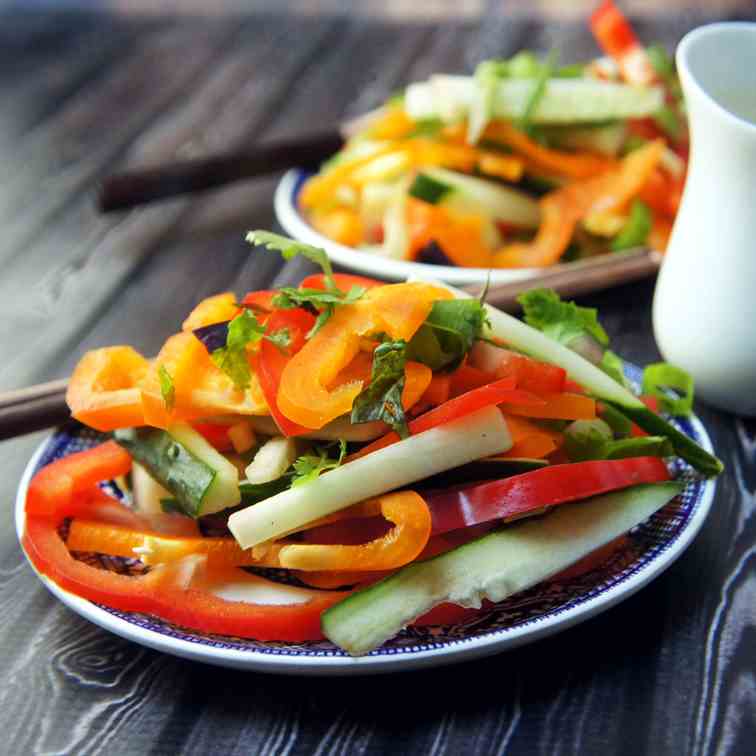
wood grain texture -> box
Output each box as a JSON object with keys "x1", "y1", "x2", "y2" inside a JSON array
[{"x1": 0, "y1": 7, "x2": 754, "y2": 756}]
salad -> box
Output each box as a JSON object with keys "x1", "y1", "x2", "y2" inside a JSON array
[
  {"x1": 299, "y1": 0, "x2": 687, "y2": 269},
  {"x1": 22, "y1": 231, "x2": 721, "y2": 656}
]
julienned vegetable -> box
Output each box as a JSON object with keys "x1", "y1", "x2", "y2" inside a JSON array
[
  {"x1": 36, "y1": 226, "x2": 721, "y2": 652},
  {"x1": 298, "y1": 2, "x2": 685, "y2": 269},
  {"x1": 228, "y1": 404, "x2": 512, "y2": 549},
  {"x1": 322, "y1": 482, "x2": 682, "y2": 655}
]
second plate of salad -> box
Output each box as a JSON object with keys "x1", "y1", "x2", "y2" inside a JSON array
[{"x1": 277, "y1": 1, "x2": 687, "y2": 283}]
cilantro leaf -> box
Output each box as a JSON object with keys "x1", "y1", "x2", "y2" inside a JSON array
[
  {"x1": 246, "y1": 231, "x2": 336, "y2": 291},
  {"x1": 158, "y1": 365, "x2": 175, "y2": 411},
  {"x1": 210, "y1": 309, "x2": 266, "y2": 390},
  {"x1": 351, "y1": 340, "x2": 409, "y2": 438},
  {"x1": 273, "y1": 285, "x2": 366, "y2": 311},
  {"x1": 518, "y1": 288, "x2": 609, "y2": 349},
  {"x1": 291, "y1": 440, "x2": 347, "y2": 488},
  {"x1": 407, "y1": 299, "x2": 487, "y2": 371}
]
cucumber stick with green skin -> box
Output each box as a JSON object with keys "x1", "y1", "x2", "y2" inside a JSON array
[
  {"x1": 322, "y1": 482, "x2": 682, "y2": 656},
  {"x1": 115, "y1": 424, "x2": 240, "y2": 517},
  {"x1": 405, "y1": 76, "x2": 664, "y2": 125},
  {"x1": 440, "y1": 283, "x2": 723, "y2": 477}
]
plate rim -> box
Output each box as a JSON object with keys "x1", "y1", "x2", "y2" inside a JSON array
[{"x1": 16, "y1": 410, "x2": 716, "y2": 675}]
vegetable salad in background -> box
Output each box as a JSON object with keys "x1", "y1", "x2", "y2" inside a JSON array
[
  {"x1": 23, "y1": 230, "x2": 720, "y2": 656},
  {"x1": 299, "y1": 0, "x2": 687, "y2": 269}
]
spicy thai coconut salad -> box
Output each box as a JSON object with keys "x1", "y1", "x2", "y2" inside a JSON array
[
  {"x1": 299, "y1": 0, "x2": 687, "y2": 270},
  {"x1": 22, "y1": 231, "x2": 721, "y2": 655}
]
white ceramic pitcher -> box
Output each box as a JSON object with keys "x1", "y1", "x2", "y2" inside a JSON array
[{"x1": 652, "y1": 23, "x2": 756, "y2": 416}]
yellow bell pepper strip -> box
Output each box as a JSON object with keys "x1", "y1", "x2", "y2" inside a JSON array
[
  {"x1": 67, "y1": 491, "x2": 430, "y2": 573},
  {"x1": 494, "y1": 139, "x2": 664, "y2": 268},
  {"x1": 361, "y1": 106, "x2": 416, "y2": 140},
  {"x1": 477, "y1": 151, "x2": 525, "y2": 182},
  {"x1": 309, "y1": 207, "x2": 365, "y2": 247},
  {"x1": 406, "y1": 198, "x2": 494, "y2": 268},
  {"x1": 300, "y1": 144, "x2": 397, "y2": 208},
  {"x1": 498, "y1": 413, "x2": 563, "y2": 459},
  {"x1": 66, "y1": 346, "x2": 150, "y2": 431},
  {"x1": 181, "y1": 293, "x2": 240, "y2": 331},
  {"x1": 501, "y1": 391, "x2": 596, "y2": 420},
  {"x1": 483, "y1": 120, "x2": 616, "y2": 180},
  {"x1": 277, "y1": 283, "x2": 451, "y2": 429}
]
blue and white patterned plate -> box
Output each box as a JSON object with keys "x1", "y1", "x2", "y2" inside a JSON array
[{"x1": 15, "y1": 364, "x2": 717, "y2": 675}]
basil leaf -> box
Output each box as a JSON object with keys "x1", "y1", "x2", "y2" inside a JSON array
[
  {"x1": 407, "y1": 299, "x2": 487, "y2": 372},
  {"x1": 351, "y1": 340, "x2": 409, "y2": 438}
]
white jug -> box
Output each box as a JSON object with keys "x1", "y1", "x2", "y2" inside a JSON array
[{"x1": 652, "y1": 23, "x2": 756, "y2": 416}]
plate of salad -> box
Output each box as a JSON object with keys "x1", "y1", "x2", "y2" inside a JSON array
[
  {"x1": 276, "y1": 0, "x2": 688, "y2": 284},
  {"x1": 16, "y1": 231, "x2": 721, "y2": 674}
]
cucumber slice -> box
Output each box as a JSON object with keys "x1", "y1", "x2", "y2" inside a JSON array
[
  {"x1": 322, "y1": 481, "x2": 682, "y2": 655},
  {"x1": 546, "y1": 122, "x2": 628, "y2": 157},
  {"x1": 228, "y1": 404, "x2": 512, "y2": 549},
  {"x1": 424, "y1": 167, "x2": 540, "y2": 228},
  {"x1": 115, "y1": 425, "x2": 240, "y2": 517},
  {"x1": 131, "y1": 462, "x2": 171, "y2": 516},
  {"x1": 405, "y1": 75, "x2": 664, "y2": 125},
  {"x1": 408, "y1": 173, "x2": 452, "y2": 204}
]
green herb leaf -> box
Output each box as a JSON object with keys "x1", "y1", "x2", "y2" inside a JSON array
[
  {"x1": 407, "y1": 299, "x2": 488, "y2": 371},
  {"x1": 158, "y1": 365, "x2": 175, "y2": 411},
  {"x1": 291, "y1": 440, "x2": 347, "y2": 488},
  {"x1": 211, "y1": 309, "x2": 266, "y2": 390},
  {"x1": 406, "y1": 117, "x2": 444, "y2": 138},
  {"x1": 265, "y1": 327, "x2": 292, "y2": 351},
  {"x1": 611, "y1": 199, "x2": 652, "y2": 251},
  {"x1": 642, "y1": 362, "x2": 694, "y2": 416},
  {"x1": 652, "y1": 105, "x2": 682, "y2": 141},
  {"x1": 519, "y1": 288, "x2": 609, "y2": 349},
  {"x1": 351, "y1": 340, "x2": 409, "y2": 438},
  {"x1": 247, "y1": 231, "x2": 335, "y2": 291},
  {"x1": 273, "y1": 285, "x2": 366, "y2": 311}
]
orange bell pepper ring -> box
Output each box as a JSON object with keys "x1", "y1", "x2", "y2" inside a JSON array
[
  {"x1": 277, "y1": 282, "x2": 451, "y2": 429},
  {"x1": 494, "y1": 139, "x2": 664, "y2": 268},
  {"x1": 66, "y1": 347, "x2": 150, "y2": 431},
  {"x1": 277, "y1": 491, "x2": 431, "y2": 572}
]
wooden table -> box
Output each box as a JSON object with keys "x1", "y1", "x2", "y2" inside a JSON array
[{"x1": 1, "y1": 6, "x2": 754, "y2": 755}]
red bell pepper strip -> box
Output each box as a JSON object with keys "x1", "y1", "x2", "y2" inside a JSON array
[
  {"x1": 351, "y1": 376, "x2": 538, "y2": 460},
  {"x1": 241, "y1": 290, "x2": 279, "y2": 313},
  {"x1": 496, "y1": 352, "x2": 567, "y2": 394},
  {"x1": 191, "y1": 422, "x2": 234, "y2": 452},
  {"x1": 590, "y1": 0, "x2": 657, "y2": 86},
  {"x1": 299, "y1": 273, "x2": 383, "y2": 292},
  {"x1": 254, "y1": 308, "x2": 317, "y2": 437},
  {"x1": 23, "y1": 443, "x2": 349, "y2": 641},
  {"x1": 425, "y1": 457, "x2": 670, "y2": 535}
]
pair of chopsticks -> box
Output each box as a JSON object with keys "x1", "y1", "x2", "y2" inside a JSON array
[{"x1": 0, "y1": 248, "x2": 660, "y2": 441}]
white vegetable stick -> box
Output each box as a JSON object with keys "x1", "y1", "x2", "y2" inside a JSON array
[{"x1": 228, "y1": 404, "x2": 512, "y2": 549}]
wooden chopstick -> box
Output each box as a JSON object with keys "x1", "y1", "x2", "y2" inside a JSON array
[
  {"x1": 98, "y1": 130, "x2": 343, "y2": 212},
  {"x1": 0, "y1": 248, "x2": 660, "y2": 442}
]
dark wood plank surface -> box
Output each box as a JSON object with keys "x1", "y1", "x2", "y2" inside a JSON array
[{"x1": 1, "y1": 6, "x2": 755, "y2": 756}]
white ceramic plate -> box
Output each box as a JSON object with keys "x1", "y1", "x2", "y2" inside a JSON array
[{"x1": 16, "y1": 368, "x2": 716, "y2": 675}]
